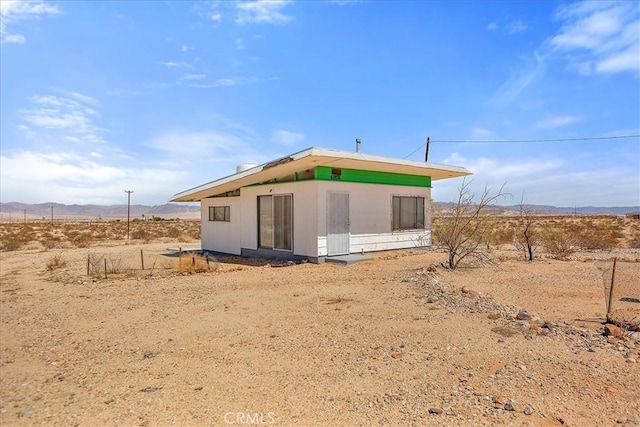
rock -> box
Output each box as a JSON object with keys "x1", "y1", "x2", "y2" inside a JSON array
[
  {"x1": 391, "y1": 352, "x2": 402, "y2": 359},
  {"x1": 426, "y1": 296, "x2": 439, "y2": 304},
  {"x1": 626, "y1": 414, "x2": 639, "y2": 425},
  {"x1": 517, "y1": 309, "x2": 533, "y2": 321},
  {"x1": 605, "y1": 324, "x2": 623, "y2": 337},
  {"x1": 428, "y1": 408, "x2": 443, "y2": 415},
  {"x1": 461, "y1": 287, "x2": 478, "y2": 297},
  {"x1": 504, "y1": 401, "x2": 515, "y2": 411},
  {"x1": 524, "y1": 405, "x2": 534, "y2": 415}
]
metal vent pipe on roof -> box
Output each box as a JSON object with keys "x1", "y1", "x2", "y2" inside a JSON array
[
  {"x1": 356, "y1": 138, "x2": 361, "y2": 153},
  {"x1": 236, "y1": 163, "x2": 258, "y2": 173}
]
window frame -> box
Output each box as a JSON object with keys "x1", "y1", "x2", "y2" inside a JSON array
[
  {"x1": 392, "y1": 196, "x2": 425, "y2": 231},
  {"x1": 208, "y1": 206, "x2": 231, "y2": 222}
]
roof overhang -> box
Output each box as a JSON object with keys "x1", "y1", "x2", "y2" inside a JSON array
[{"x1": 171, "y1": 147, "x2": 472, "y2": 202}]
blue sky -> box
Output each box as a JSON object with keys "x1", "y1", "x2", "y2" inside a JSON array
[{"x1": 1, "y1": 0, "x2": 639, "y2": 207}]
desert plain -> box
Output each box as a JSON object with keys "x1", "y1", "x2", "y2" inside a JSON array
[{"x1": 0, "y1": 217, "x2": 639, "y2": 426}]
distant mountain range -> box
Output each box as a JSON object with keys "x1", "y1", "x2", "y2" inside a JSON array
[
  {"x1": 1, "y1": 202, "x2": 638, "y2": 220},
  {"x1": 0, "y1": 202, "x2": 201, "y2": 220}
]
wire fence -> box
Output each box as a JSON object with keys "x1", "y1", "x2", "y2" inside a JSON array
[{"x1": 599, "y1": 258, "x2": 640, "y2": 328}]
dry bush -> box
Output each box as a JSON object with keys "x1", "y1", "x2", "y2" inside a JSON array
[
  {"x1": 164, "y1": 226, "x2": 181, "y2": 238},
  {"x1": 0, "y1": 224, "x2": 38, "y2": 251},
  {"x1": 1, "y1": 233, "x2": 28, "y2": 251},
  {"x1": 629, "y1": 228, "x2": 640, "y2": 249},
  {"x1": 540, "y1": 227, "x2": 577, "y2": 259},
  {"x1": 105, "y1": 255, "x2": 128, "y2": 274},
  {"x1": 131, "y1": 227, "x2": 151, "y2": 242},
  {"x1": 71, "y1": 233, "x2": 92, "y2": 248},
  {"x1": 87, "y1": 252, "x2": 104, "y2": 276},
  {"x1": 489, "y1": 222, "x2": 515, "y2": 247},
  {"x1": 39, "y1": 231, "x2": 62, "y2": 250},
  {"x1": 46, "y1": 253, "x2": 67, "y2": 271},
  {"x1": 178, "y1": 253, "x2": 212, "y2": 273}
]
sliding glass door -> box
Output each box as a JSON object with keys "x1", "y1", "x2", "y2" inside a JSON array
[{"x1": 258, "y1": 194, "x2": 292, "y2": 251}]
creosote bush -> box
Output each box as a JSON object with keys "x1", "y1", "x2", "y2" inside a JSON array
[{"x1": 540, "y1": 228, "x2": 577, "y2": 260}]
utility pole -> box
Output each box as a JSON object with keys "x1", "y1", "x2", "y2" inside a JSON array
[
  {"x1": 51, "y1": 206, "x2": 54, "y2": 226},
  {"x1": 125, "y1": 190, "x2": 134, "y2": 239},
  {"x1": 424, "y1": 137, "x2": 430, "y2": 162}
]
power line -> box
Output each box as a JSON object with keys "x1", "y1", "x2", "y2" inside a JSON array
[
  {"x1": 433, "y1": 134, "x2": 640, "y2": 143},
  {"x1": 404, "y1": 134, "x2": 640, "y2": 159}
]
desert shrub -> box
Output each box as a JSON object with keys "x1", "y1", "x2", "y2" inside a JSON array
[
  {"x1": 131, "y1": 227, "x2": 151, "y2": 242},
  {"x1": 87, "y1": 252, "x2": 104, "y2": 276},
  {"x1": 490, "y1": 224, "x2": 515, "y2": 247},
  {"x1": 1, "y1": 233, "x2": 28, "y2": 251},
  {"x1": 106, "y1": 255, "x2": 127, "y2": 274},
  {"x1": 71, "y1": 233, "x2": 92, "y2": 248},
  {"x1": 540, "y1": 228, "x2": 577, "y2": 259},
  {"x1": 46, "y1": 253, "x2": 67, "y2": 271},
  {"x1": 178, "y1": 253, "x2": 212, "y2": 273},
  {"x1": 164, "y1": 226, "x2": 181, "y2": 238}
]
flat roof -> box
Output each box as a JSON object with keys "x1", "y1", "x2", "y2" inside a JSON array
[{"x1": 171, "y1": 147, "x2": 472, "y2": 202}]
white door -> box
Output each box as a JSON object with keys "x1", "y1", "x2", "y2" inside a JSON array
[{"x1": 327, "y1": 192, "x2": 350, "y2": 256}]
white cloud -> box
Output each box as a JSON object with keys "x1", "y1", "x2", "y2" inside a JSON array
[
  {"x1": 214, "y1": 76, "x2": 256, "y2": 86},
  {"x1": 145, "y1": 130, "x2": 269, "y2": 165},
  {"x1": 551, "y1": 2, "x2": 640, "y2": 74},
  {"x1": 472, "y1": 127, "x2": 493, "y2": 137},
  {"x1": 505, "y1": 19, "x2": 528, "y2": 34},
  {"x1": 179, "y1": 73, "x2": 206, "y2": 81},
  {"x1": 181, "y1": 44, "x2": 192, "y2": 52},
  {"x1": 18, "y1": 91, "x2": 105, "y2": 145},
  {"x1": 487, "y1": 22, "x2": 498, "y2": 31},
  {"x1": 442, "y1": 152, "x2": 563, "y2": 179},
  {"x1": 1, "y1": 0, "x2": 60, "y2": 44},
  {"x1": 536, "y1": 115, "x2": 579, "y2": 129},
  {"x1": 271, "y1": 129, "x2": 304, "y2": 146},
  {"x1": 0, "y1": 150, "x2": 190, "y2": 205},
  {"x1": 210, "y1": 12, "x2": 222, "y2": 21},
  {"x1": 491, "y1": 51, "x2": 547, "y2": 107},
  {"x1": 236, "y1": 38, "x2": 245, "y2": 49},
  {"x1": 235, "y1": 0, "x2": 292, "y2": 25}
]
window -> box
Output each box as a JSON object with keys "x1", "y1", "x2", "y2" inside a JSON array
[
  {"x1": 258, "y1": 194, "x2": 292, "y2": 251},
  {"x1": 209, "y1": 206, "x2": 230, "y2": 222},
  {"x1": 392, "y1": 196, "x2": 425, "y2": 230}
]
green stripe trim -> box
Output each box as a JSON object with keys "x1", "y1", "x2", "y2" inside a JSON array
[{"x1": 314, "y1": 166, "x2": 431, "y2": 187}]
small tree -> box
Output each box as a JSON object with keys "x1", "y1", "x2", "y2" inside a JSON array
[
  {"x1": 433, "y1": 179, "x2": 508, "y2": 269},
  {"x1": 515, "y1": 194, "x2": 539, "y2": 262}
]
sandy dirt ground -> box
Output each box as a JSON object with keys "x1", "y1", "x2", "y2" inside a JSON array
[{"x1": 1, "y1": 243, "x2": 639, "y2": 426}]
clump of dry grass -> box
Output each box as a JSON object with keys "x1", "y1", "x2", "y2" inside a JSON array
[
  {"x1": 46, "y1": 253, "x2": 67, "y2": 271},
  {"x1": 178, "y1": 253, "x2": 213, "y2": 273}
]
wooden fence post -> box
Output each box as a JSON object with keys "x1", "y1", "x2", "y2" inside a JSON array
[
  {"x1": 606, "y1": 257, "x2": 617, "y2": 318},
  {"x1": 104, "y1": 258, "x2": 108, "y2": 279},
  {"x1": 140, "y1": 249, "x2": 145, "y2": 270}
]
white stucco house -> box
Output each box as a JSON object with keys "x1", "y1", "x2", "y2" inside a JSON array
[{"x1": 171, "y1": 147, "x2": 471, "y2": 263}]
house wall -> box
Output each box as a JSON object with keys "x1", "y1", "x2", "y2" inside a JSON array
[
  {"x1": 200, "y1": 180, "x2": 432, "y2": 261},
  {"x1": 239, "y1": 180, "x2": 320, "y2": 258},
  {"x1": 200, "y1": 197, "x2": 242, "y2": 255},
  {"x1": 315, "y1": 181, "x2": 431, "y2": 257}
]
